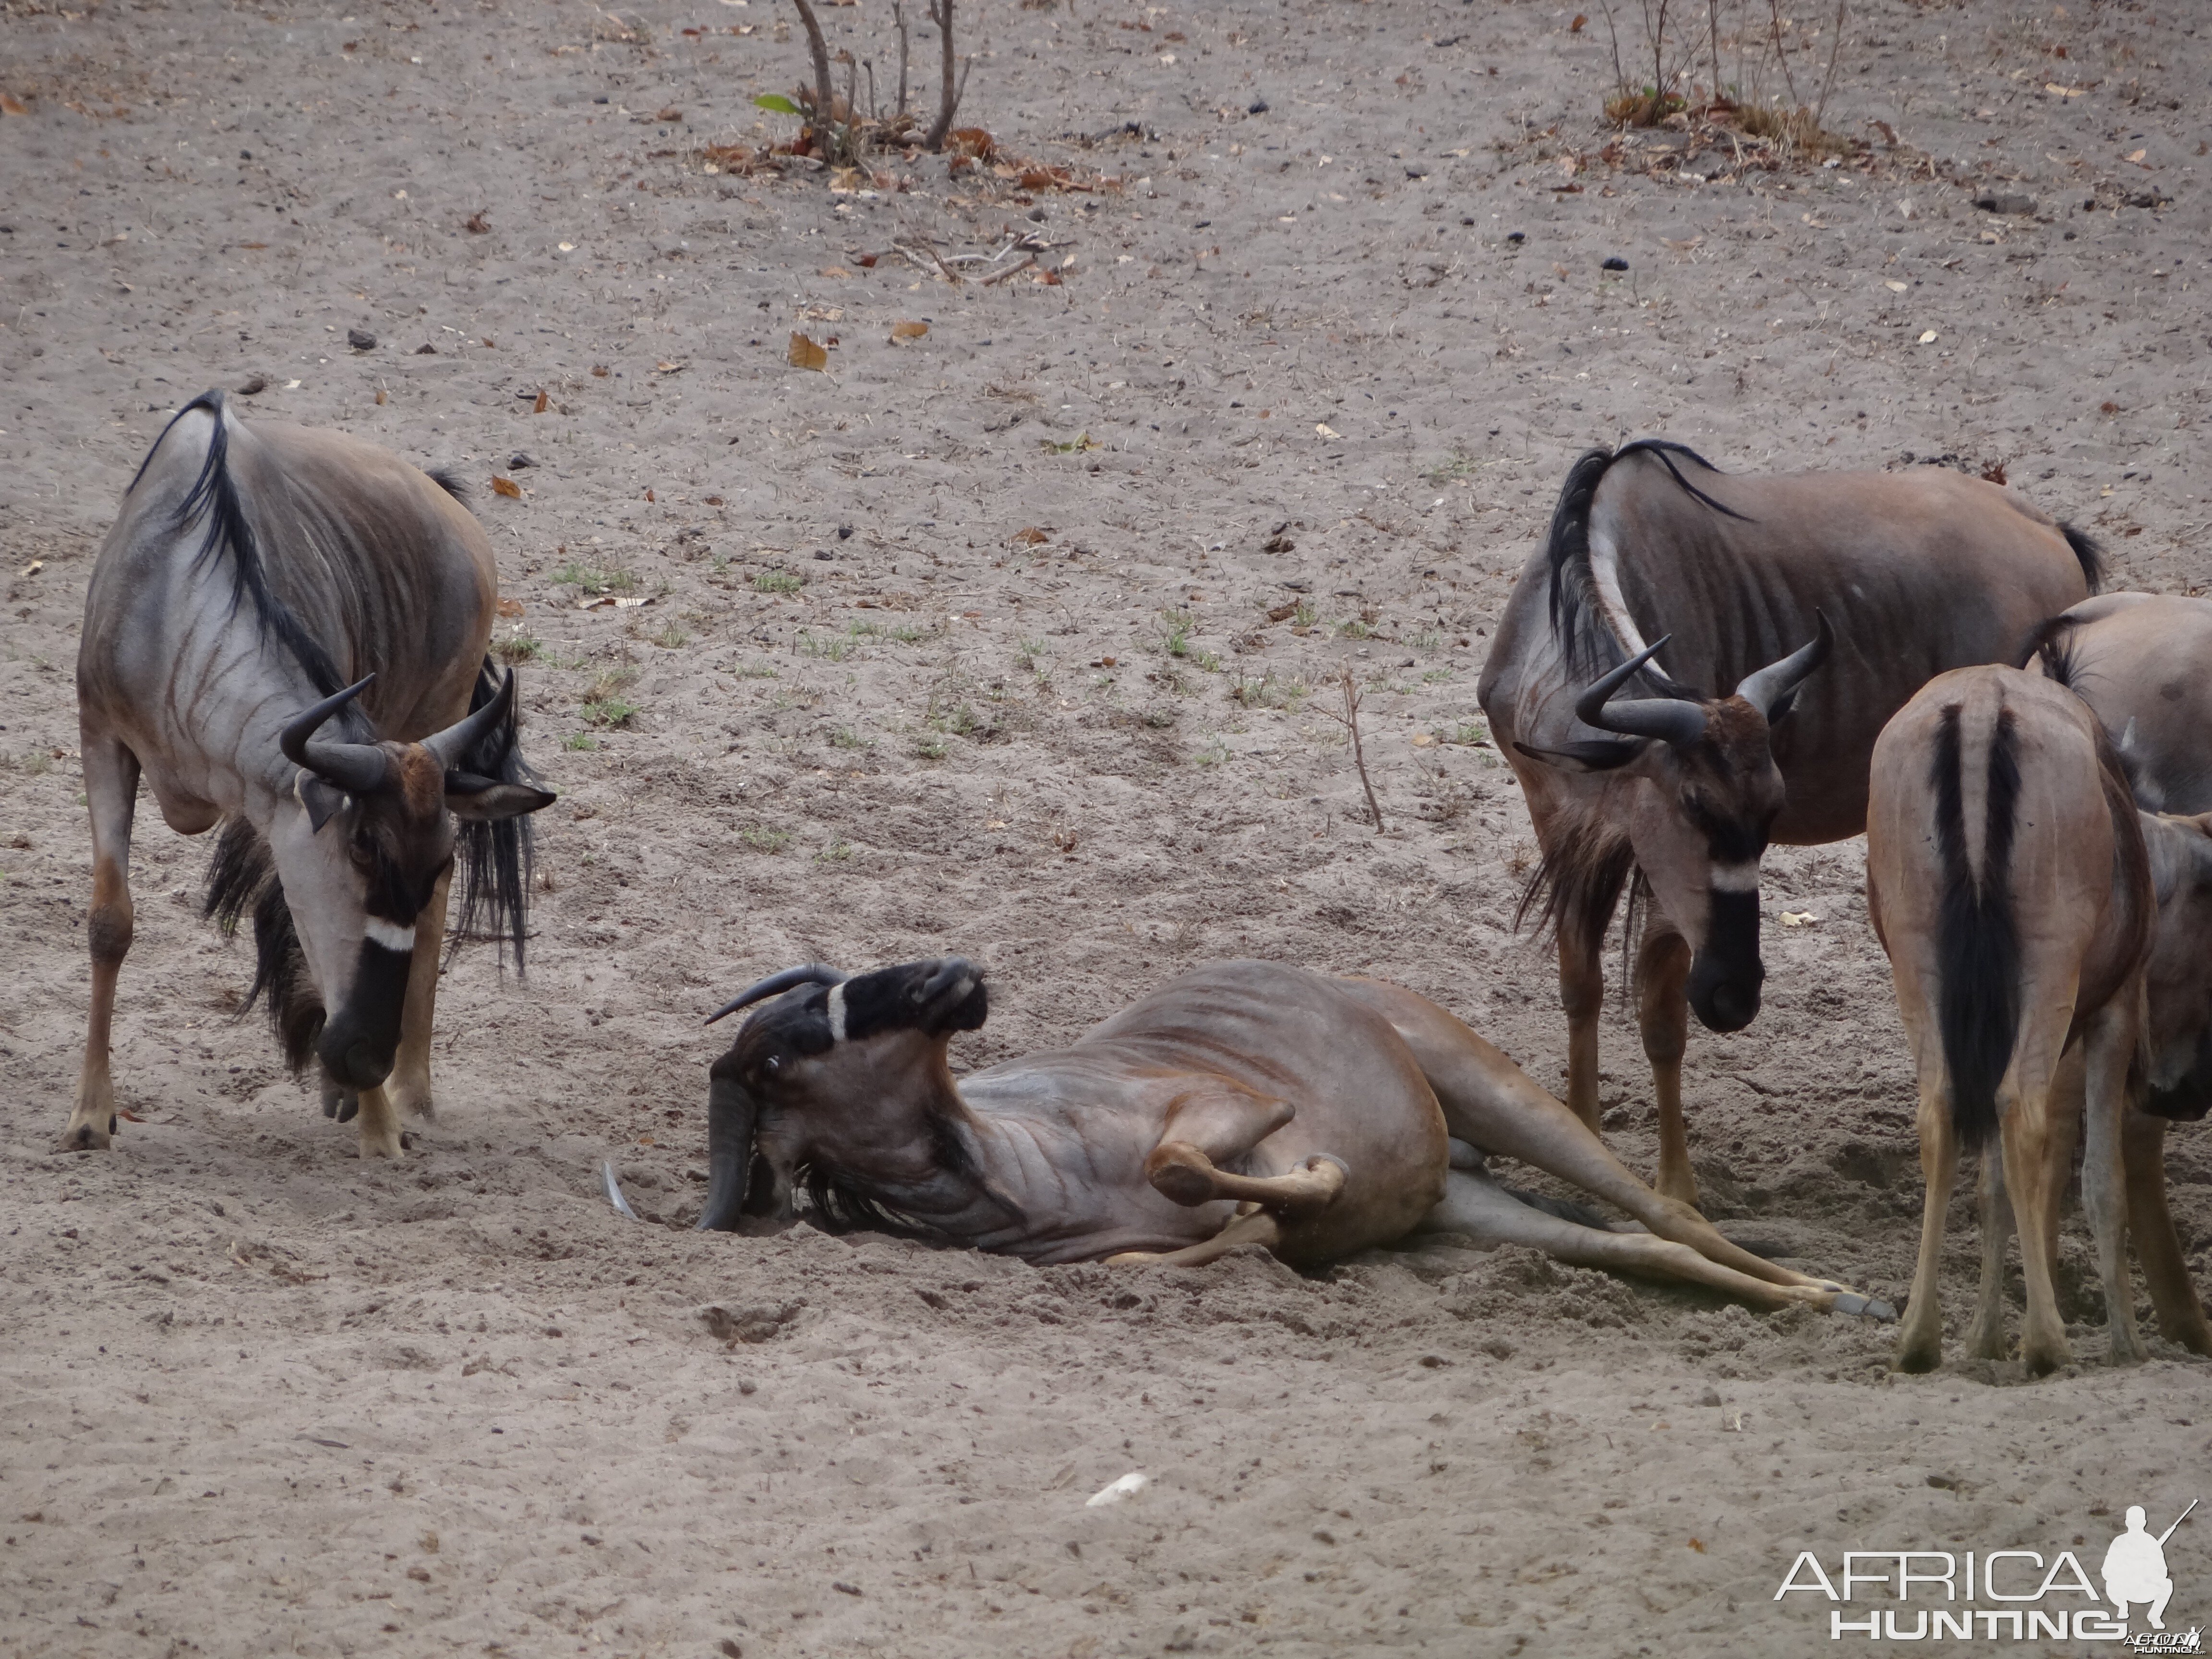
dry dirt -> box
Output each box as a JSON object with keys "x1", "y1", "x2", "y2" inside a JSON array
[{"x1": 4, "y1": 0, "x2": 2211, "y2": 1653}]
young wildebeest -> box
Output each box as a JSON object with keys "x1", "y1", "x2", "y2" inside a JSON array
[
  {"x1": 1867, "y1": 666, "x2": 2158, "y2": 1374},
  {"x1": 664, "y1": 957, "x2": 1892, "y2": 1317},
  {"x1": 2029, "y1": 593, "x2": 2212, "y2": 1354},
  {"x1": 65, "y1": 392, "x2": 553, "y2": 1160},
  {"x1": 1479, "y1": 442, "x2": 2101, "y2": 1207}
]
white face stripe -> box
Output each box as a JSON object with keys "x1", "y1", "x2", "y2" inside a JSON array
[
  {"x1": 1708, "y1": 861, "x2": 1761, "y2": 894},
  {"x1": 361, "y1": 916, "x2": 415, "y2": 953},
  {"x1": 826, "y1": 983, "x2": 848, "y2": 1043}
]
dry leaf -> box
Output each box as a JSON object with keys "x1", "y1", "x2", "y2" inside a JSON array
[
  {"x1": 947, "y1": 126, "x2": 994, "y2": 160},
  {"x1": 1779, "y1": 910, "x2": 1822, "y2": 928},
  {"x1": 1266, "y1": 602, "x2": 1298, "y2": 622},
  {"x1": 890, "y1": 320, "x2": 929, "y2": 341},
  {"x1": 2045, "y1": 84, "x2": 2084, "y2": 98},
  {"x1": 465, "y1": 210, "x2": 491, "y2": 234},
  {"x1": 819, "y1": 264, "x2": 852, "y2": 278},
  {"x1": 1570, "y1": 12, "x2": 1587, "y2": 30},
  {"x1": 0, "y1": 92, "x2": 29, "y2": 117},
  {"x1": 644, "y1": 488, "x2": 656, "y2": 502},
  {"x1": 2126, "y1": 148, "x2": 2147, "y2": 163},
  {"x1": 654, "y1": 360, "x2": 687, "y2": 374},
  {"x1": 238, "y1": 241, "x2": 269, "y2": 251},
  {"x1": 1011, "y1": 526, "x2": 1050, "y2": 545},
  {"x1": 591, "y1": 363, "x2": 610, "y2": 378},
  {"x1": 1314, "y1": 423, "x2": 1339, "y2": 439},
  {"x1": 490, "y1": 476, "x2": 522, "y2": 498},
  {"x1": 19, "y1": 559, "x2": 45, "y2": 577},
  {"x1": 533, "y1": 388, "x2": 550, "y2": 413},
  {"x1": 374, "y1": 389, "x2": 387, "y2": 405},
  {"x1": 703, "y1": 495, "x2": 724, "y2": 506},
  {"x1": 579, "y1": 594, "x2": 652, "y2": 611},
  {"x1": 657, "y1": 106, "x2": 683, "y2": 121},
  {"x1": 1884, "y1": 279, "x2": 1909, "y2": 292},
  {"x1": 1918, "y1": 330, "x2": 1938, "y2": 344},
  {"x1": 1411, "y1": 732, "x2": 1436, "y2": 747},
  {"x1": 788, "y1": 333, "x2": 828, "y2": 372},
  {"x1": 496, "y1": 597, "x2": 525, "y2": 618}
]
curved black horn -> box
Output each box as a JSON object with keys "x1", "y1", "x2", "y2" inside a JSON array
[
  {"x1": 695, "y1": 1068, "x2": 757, "y2": 1232},
  {"x1": 279, "y1": 674, "x2": 389, "y2": 795},
  {"x1": 1733, "y1": 610, "x2": 1834, "y2": 721},
  {"x1": 421, "y1": 667, "x2": 517, "y2": 771},
  {"x1": 704, "y1": 962, "x2": 851, "y2": 1025},
  {"x1": 1575, "y1": 636, "x2": 1708, "y2": 747}
]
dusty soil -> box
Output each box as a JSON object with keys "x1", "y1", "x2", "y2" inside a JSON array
[{"x1": 4, "y1": 0, "x2": 2211, "y2": 1652}]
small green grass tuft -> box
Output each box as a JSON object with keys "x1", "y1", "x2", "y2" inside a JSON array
[
  {"x1": 799, "y1": 629, "x2": 854, "y2": 662},
  {"x1": 754, "y1": 571, "x2": 804, "y2": 596},
  {"x1": 553, "y1": 562, "x2": 638, "y2": 596},
  {"x1": 494, "y1": 634, "x2": 544, "y2": 666},
  {"x1": 649, "y1": 622, "x2": 691, "y2": 649},
  {"x1": 563, "y1": 732, "x2": 601, "y2": 752},
  {"x1": 739, "y1": 826, "x2": 793, "y2": 854}
]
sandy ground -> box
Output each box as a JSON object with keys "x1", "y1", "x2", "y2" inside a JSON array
[{"x1": 4, "y1": 0, "x2": 2212, "y2": 1651}]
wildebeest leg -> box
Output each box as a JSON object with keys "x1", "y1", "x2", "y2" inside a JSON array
[
  {"x1": 1104, "y1": 1209, "x2": 1281, "y2": 1268},
  {"x1": 1147, "y1": 1143, "x2": 1347, "y2": 1217},
  {"x1": 2001, "y1": 1060, "x2": 2073, "y2": 1378},
  {"x1": 1422, "y1": 1166, "x2": 1842, "y2": 1312},
  {"x1": 1558, "y1": 922, "x2": 1605, "y2": 1135},
  {"x1": 2122, "y1": 1106, "x2": 2212, "y2": 1355},
  {"x1": 1963, "y1": 1147, "x2": 2014, "y2": 1361},
  {"x1": 1333, "y1": 979, "x2": 1851, "y2": 1294},
  {"x1": 1143, "y1": 1083, "x2": 1311, "y2": 1208},
  {"x1": 1635, "y1": 914, "x2": 1697, "y2": 1207},
  {"x1": 1895, "y1": 1061, "x2": 1960, "y2": 1374},
  {"x1": 386, "y1": 866, "x2": 451, "y2": 1123},
  {"x1": 2080, "y1": 997, "x2": 2147, "y2": 1366},
  {"x1": 353, "y1": 1082, "x2": 405, "y2": 1159},
  {"x1": 62, "y1": 735, "x2": 142, "y2": 1153}
]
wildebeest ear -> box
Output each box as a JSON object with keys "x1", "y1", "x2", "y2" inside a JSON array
[
  {"x1": 299, "y1": 775, "x2": 349, "y2": 832},
  {"x1": 444, "y1": 773, "x2": 558, "y2": 821},
  {"x1": 1513, "y1": 738, "x2": 1645, "y2": 773}
]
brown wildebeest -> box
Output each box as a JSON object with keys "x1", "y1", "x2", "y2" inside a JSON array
[
  {"x1": 651, "y1": 957, "x2": 1892, "y2": 1317},
  {"x1": 1867, "y1": 666, "x2": 2162, "y2": 1374},
  {"x1": 66, "y1": 391, "x2": 554, "y2": 1160},
  {"x1": 2028, "y1": 593, "x2": 2212, "y2": 1354},
  {"x1": 1479, "y1": 441, "x2": 2101, "y2": 1206}
]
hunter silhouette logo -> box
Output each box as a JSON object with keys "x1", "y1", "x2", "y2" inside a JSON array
[{"x1": 2105, "y1": 1502, "x2": 2193, "y2": 1632}]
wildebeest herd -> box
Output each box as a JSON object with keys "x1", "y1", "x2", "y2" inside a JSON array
[{"x1": 59, "y1": 393, "x2": 2212, "y2": 1377}]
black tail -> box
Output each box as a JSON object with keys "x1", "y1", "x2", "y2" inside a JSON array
[
  {"x1": 1932, "y1": 704, "x2": 2023, "y2": 1150},
  {"x1": 448, "y1": 657, "x2": 539, "y2": 974},
  {"x1": 2061, "y1": 522, "x2": 2105, "y2": 595},
  {"x1": 204, "y1": 817, "x2": 325, "y2": 1074},
  {"x1": 138, "y1": 391, "x2": 347, "y2": 698},
  {"x1": 1542, "y1": 438, "x2": 1746, "y2": 683}
]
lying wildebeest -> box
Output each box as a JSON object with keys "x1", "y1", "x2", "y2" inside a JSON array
[
  {"x1": 1479, "y1": 441, "x2": 2101, "y2": 1205},
  {"x1": 1865, "y1": 665, "x2": 2211, "y2": 1373},
  {"x1": 64, "y1": 391, "x2": 553, "y2": 1159},
  {"x1": 662, "y1": 956, "x2": 1890, "y2": 1316}
]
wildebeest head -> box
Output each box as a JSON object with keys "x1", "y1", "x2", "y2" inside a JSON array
[
  {"x1": 697, "y1": 957, "x2": 990, "y2": 1231},
  {"x1": 1517, "y1": 616, "x2": 1833, "y2": 1033},
  {"x1": 276, "y1": 670, "x2": 554, "y2": 1088},
  {"x1": 2141, "y1": 812, "x2": 2212, "y2": 1122}
]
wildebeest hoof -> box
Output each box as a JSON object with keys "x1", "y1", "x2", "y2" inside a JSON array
[
  {"x1": 58, "y1": 1122, "x2": 111, "y2": 1153},
  {"x1": 1147, "y1": 1147, "x2": 1220, "y2": 1208},
  {"x1": 1831, "y1": 1292, "x2": 1896, "y2": 1323}
]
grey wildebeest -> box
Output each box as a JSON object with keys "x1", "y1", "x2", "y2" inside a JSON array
[
  {"x1": 65, "y1": 391, "x2": 554, "y2": 1160},
  {"x1": 659, "y1": 956, "x2": 1891, "y2": 1316},
  {"x1": 1863, "y1": 665, "x2": 2207, "y2": 1373},
  {"x1": 1478, "y1": 441, "x2": 2101, "y2": 1206}
]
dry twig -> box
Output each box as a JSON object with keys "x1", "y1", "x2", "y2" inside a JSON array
[{"x1": 1325, "y1": 666, "x2": 1386, "y2": 835}]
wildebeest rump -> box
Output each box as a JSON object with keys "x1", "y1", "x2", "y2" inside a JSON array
[
  {"x1": 1478, "y1": 441, "x2": 2101, "y2": 1205},
  {"x1": 65, "y1": 392, "x2": 554, "y2": 1159},
  {"x1": 672, "y1": 956, "x2": 1892, "y2": 1316}
]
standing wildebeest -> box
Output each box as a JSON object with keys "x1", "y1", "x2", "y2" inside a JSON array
[
  {"x1": 2028, "y1": 592, "x2": 2212, "y2": 1354},
  {"x1": 64, "y1": 392, "x2": 554, "y2": 1160},
  {"x1": 663, "y1": 956, "x2": 1892, "y2": 1317},
  {"x1": 1478, "y1": 441, "x2": 2101, "y2": 1206},
  {"x1": 1867, "y1": 666, "x2": 2165, "y2": 1374}
]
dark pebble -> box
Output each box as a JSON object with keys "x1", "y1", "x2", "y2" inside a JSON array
[
  {"x1": 1248, "y1": 99, "x2": 1268, "y2": 115},
  {"x1": 836, "y1": 524, "x2": 854, "y2": 539},
  {"x1": 1602, "y1": 256, "x2": 1628, "y2": 271},
  {"x1": 508, "y1": 453, "x2": 536, "y2": 469},
  {"x1": 1506, "y1": 231, "x2": 1526, "y2": 243},
  {"x1": 346, "y1": 328, "x2": 376, "y2": 351}
]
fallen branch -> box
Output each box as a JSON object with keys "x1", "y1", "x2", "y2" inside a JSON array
[
  {"x1": 788, "y1": 0, "x2": 836, "y2": 140},
  {"x1": 982, "y1": 253, "x2": 1039, "y2": 285},
  {"x1": 1325, "y1": 666, "x2": 1386, "y2": 835}
]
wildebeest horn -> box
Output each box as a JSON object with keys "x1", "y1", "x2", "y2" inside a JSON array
[
  {"x1": 1576, "y1": 637, "x2": 1708, "y2": 746},
  {"x1": 421, "y1": 666, "x2": 517, "y2": 771},
  {"x1": 279, "y1": 674, "x2": 389, "y2": 794},
  {"x1": 704, "y1": 962, "x2": 851, "y2": 1025},
  {"x1": 695, "y1": 1068, "x2": 756, "y2": 1232},
  {"x1": 1733, "y1": 609, "x2": 1833, "y2": 721}
]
